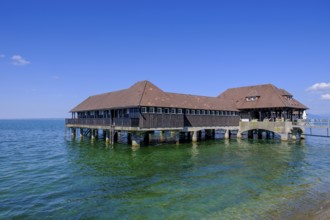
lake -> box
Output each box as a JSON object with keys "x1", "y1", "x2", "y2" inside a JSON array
[{"x1": 1, "y1": 119, "x2": 330, "y2": 219}]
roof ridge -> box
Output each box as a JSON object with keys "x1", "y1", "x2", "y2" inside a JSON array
[
  {"x1": 166, "y1": 92, "x2": 217, "y2": 99},
  {"x1": 138, "y1": 81, "x2": 148, "y2": 106}
]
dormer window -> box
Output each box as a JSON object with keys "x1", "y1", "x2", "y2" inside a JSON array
[
  {"x1": 246, "y1": 96, "x2": 259, "y2": 102},
  {"x1": 283, "y1": 95, "x2": 293, "y2": 100}
]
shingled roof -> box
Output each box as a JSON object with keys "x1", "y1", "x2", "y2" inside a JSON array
[
  {"x1": 71, "y1": 80, "x2": 237, "y2": 112},
  {"x1": 217, "y1": 84, "x2": 307, "y2": 110}
]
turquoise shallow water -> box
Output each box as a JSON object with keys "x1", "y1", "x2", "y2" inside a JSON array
[{"x1": 1, "y1": 119, "x2": 330, "y2": 219}]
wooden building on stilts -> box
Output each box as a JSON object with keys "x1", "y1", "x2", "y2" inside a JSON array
[{"x1": 65, "y1": 80, "x2": 308, "y2": 146}]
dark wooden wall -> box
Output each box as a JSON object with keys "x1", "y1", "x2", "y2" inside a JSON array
[
  {"x1": 139, "y1": 114, "x2": 240, "y2": 128},
  {"x1": 139, "y1": 114, "x2": 184, "y2": 128},
  {"x1": 184, "y1": 115, "x2": 240, "y2": 127}
]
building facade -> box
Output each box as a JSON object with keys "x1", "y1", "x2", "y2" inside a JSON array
[{"x1": 66, "y1": 80, "x2": 307, "y2": 145}]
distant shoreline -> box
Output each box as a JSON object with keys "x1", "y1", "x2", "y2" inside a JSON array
[{"x1": 0, "y1": 118, "x2": 65, "y2": 120}]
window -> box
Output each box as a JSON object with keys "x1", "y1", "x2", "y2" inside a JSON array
[
  {"x1": 171, "y1": 108, "x2": 176, "y2": 114},
  {"x1": 206, "y1": 110, "x2": 210, "y2": 115},
  {"x1": 223, "y1": 111, "x2": 227, "y2": 116},
  {"x1": 177, "y1": 109, "x2": 183, "y2": 114},
  {"x1": 185, "y1": 109, "x2": 190, "y2": 115},
  {"x1": 196, "y1": 110, "x2": 200, "y2": 115},
  {"x1": 141, "y1": 107, "x2": 147, "y2": 113},
  {"x1": 149, "y1": 107, "x2": 155, "y2": 113},
  {"x1": 211, "y1": 111, "x2": 215, "y2": 115},
  {"x1": 216, "y1": 111, "x2": 220, "y2": 116},
  {"x1": 157, "y1": 108, "x2": 162, "y2": 114},
  {"x1": 164, "y1": 108, "x2": 169, "y2": 114},
  {"x1": 201, "y1": 110, "x2": 205, "y2": 115},
  {"x1": 191, "y1": 110, "x2": 196, "y2": 115},
  {"x1": 246, "y1": 96, "x2": 259, "y2": 102}
]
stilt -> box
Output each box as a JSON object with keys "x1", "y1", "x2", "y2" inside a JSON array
[
  {"x1": 175, "y1": 131, "x2": 180, "y2": 145},
  {"x1": 105, "y1": 130, "x2": 110, "y2": 143},
  {"x1": 159, "y1": 131, "x2": 165, "y2": 142},
  {"x1": 225, "y1": 129, "x2": 229, "y2": 139},
  {"x1": 91, "y1": 129, "x2": 95, "y2": 140},
  {"x1": 80, "y1": 128, "x2": 83, "y2": 139},
  {"x1": 132, "y1": 132, "x2": 141, "y2": 147},
  {"x1": 71, "y1": 128, "x2": 76, "y2": 138},
  {"x1": 192, "y1": 130, "x2": 198, "y2": 142}
]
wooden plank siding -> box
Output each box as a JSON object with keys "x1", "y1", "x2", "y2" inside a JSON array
[
  {"x1": 66, "y1": 115, "x2": 240, "y2": 128},
  {"x1": 184, "y1": 115, "x2": 240, "y2": 127},
  {"x1": 66, "y1": 118, "x2": 112, "y2": 126},
  {"x1": 139, "y1": 114, "x2": 184, "y2": 128},
  {"x1": 139, "y1": 114, "x2": 240, "y2": 128},
  {"x1": 113, "y1": 118, "x2": 139, "y2": 127}
]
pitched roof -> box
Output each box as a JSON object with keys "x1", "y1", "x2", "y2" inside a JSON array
[
  {"x1": 217, "y1": 84, "x2": 308, "y2": 110},
  {"x1": 71, "y1": 80, "x2": 237, "y2": 112}
]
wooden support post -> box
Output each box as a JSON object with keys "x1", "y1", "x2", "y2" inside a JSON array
[
  {"x1": 71, "y1": 128, "x2": 76, "y2": 138},
  {"x1": 110, "y1": 125, "x2": 115, "y2": 145},
  {"x1": 91, "y1": 129, "x2": 95, "y2": 140},
  {"x1": 80, "y1": 128, "x2": 83, "y2": 139}
]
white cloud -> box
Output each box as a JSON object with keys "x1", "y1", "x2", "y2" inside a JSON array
[
  {"x1": 307, "y1": 82, "x2": 330, "y2": 91},
  {"x1": 321, "y1": 94, "x2": 330, "y2": 100},
  {"x1": 11, "y1": 55, "x2": 30, "y2": 66}
]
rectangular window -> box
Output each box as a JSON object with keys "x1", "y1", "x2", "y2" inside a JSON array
[
  {"x1": 206, "y1": 110, "x2": 210, "y2": 115},
  {"x1": 216, "y1": 111, "x2": 220, "y2": 116},
  {"x1": 191, "y1": 110, "x2": 195, "y2": 115},
  {"x1": 141, "y1": 107, "x2": 147, "y2": 113},
  {"x1": 201, "y1": 110, "x2": 205, "y2": 115},
  {"x1": 196, "y1": 110, "x2": 201, "y2": 115},
  {"x1": 171, "y1": 108, "x2": 176, "y2": 114},
  {"x1": 211, "y1": 111, "x2": 215, "y2": 115},
  {"x1": 185, "y1": 109, "x2": 190, "y2": 115},
  {"x1": 164, "y1": 108, "x2": 169, "y2": 114},
  {"x1": 149, "y1": 107, "x2": 155, "y2": 113},
  {"x1": 177, "y1": 109, "x2": 183, "y2": 114},
  {"x1": 157, "y1": 108, "x2": 162, "y2": 114}
]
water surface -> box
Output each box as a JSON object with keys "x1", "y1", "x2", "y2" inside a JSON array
[{"x1": 1, "y1": 119, "x2": 330, "y2": 219}]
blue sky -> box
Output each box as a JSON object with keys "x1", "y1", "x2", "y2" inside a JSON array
[{"x1": 0, "y1": 0, "x2": 329, "y2": 118}]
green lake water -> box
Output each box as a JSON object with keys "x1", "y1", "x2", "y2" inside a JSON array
[{"x1": 1, "y1": 119, "x2": 330, "y2": 219}]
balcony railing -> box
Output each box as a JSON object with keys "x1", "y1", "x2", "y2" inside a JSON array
[
  {"x1": 65, "y1": 118, "x2": 140, "y2": 127},
  {"x1": 65, "y1": 118, "x2": 112, "y2": 126}
]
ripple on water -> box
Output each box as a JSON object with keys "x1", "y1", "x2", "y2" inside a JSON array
[{"x1": 1, "y1": 120, "x2": 330, "y2": 219}]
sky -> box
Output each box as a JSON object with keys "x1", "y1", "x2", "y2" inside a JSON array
[{"x1": 0, "y1": 0, "x2": 330, "y2": 119}]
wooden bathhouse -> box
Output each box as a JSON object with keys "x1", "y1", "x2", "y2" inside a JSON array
[
  {"x1": 218, "y1": 84, "x2": 307, "y2": 122},
  {"x1": 66, "y1": 80, "x2": 307, "y2": 145}
]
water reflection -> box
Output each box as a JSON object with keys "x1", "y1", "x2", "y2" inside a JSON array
[{"x1": 65, "y1": 138, "x2": 317, "y2": 219}]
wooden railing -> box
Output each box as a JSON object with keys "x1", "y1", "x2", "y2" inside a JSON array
[
  {"x1": 65, "y1": 118, "x2": 112, "y2": 126},
  {"x1": 65, "y1": 118, "x2": 140, "y2": 127}
]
